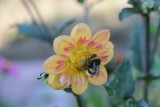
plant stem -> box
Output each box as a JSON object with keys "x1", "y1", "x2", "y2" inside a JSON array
[
  {"x1": 21, "y1": 0, "x2": 53, "y2": 43},
  {"x1": 21, "y1": 0, "x2": 45, "y2": 39},
  {"x1": 28, "y1": 0, "x2": 53, "y2": 41},
  {"x1": 74, "y1": 94, "x2": 83, "y2": 107},
  {"x1": 144, "y1": 14, "x2": 150, "y2": 103}
]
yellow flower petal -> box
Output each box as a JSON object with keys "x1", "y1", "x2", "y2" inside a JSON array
[
  {"x1": 105, "y1": 41, "x2": 114, "y2": 49},
  {"x1": 53, "y1": 35, "x2": 74, "y2": 55},
  {"x1": 88, "y1": 66, "x2": 107, "y2": 85},
  {"x1": 99, "y1": 49, "x2": 114, "y2": 65},
  {"x1": 93, "y1": 29, "x2": 110, "y2": 46},
  {"x1": 70, "y1": 23, "x2": 92, "y2": 42},
  {"x1": 42, "y1": 55, "x2": 69, "y2": 74},
  {"x1": 46, "y1": 74, "x2": 67, "y2": 90},
  {"x1": 97, "y1": 41, "x2": 114, "y2": 65},
  {"x1": 71, "y1": 77, "x2": 88, "y2": 95}
]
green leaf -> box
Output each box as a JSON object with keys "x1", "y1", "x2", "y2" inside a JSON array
[
  {"x1": 104, "y1": 58, "x2": 150, "y2": 107},
  {"x1": 17, "y1": 21, "x2": 50, "y2": 41},
  {"x1": 17, "y1": 19, "x2": 75, "y2": 42},
  {"x1": 119, "y1": 8, "x2": 139, "y2": 21},
  {"x1": 108, "y1": 58, "x2": 135, "y2": 98},
  {"x1": 130, "y1": 31, "x2": 143, "y2": 71},
  {"x1": 77, "y1": 0, "x2": 84, "y2": 4},
  {"x1": 104, "y1": 58, "x2": 136, "y2": 107},
  {"x1": 105, "y1": 86, "x2": 124, "y2": 106}
]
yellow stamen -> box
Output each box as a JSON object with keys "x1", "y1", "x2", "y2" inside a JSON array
[{"x1": 70, "y1": 50, "x2": 91, "y2": 70}]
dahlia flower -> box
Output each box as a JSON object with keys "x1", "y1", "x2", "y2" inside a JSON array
[{"x1": 43, "y1": 23, "x2": 114, "y2": 94}]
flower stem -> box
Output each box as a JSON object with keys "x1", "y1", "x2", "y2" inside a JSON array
[
  {"x1": 74, "y1": 94, "x2": 83, "y2": 107},
  {"x1": 144, "y1": 13, "x2": 150, "y2": 103}
]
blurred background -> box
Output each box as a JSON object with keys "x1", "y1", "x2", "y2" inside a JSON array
[{"x1": 0, "y1": 0, "x2": 160, "y2": 107}]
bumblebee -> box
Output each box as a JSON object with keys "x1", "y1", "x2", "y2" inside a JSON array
[{"x1": 87, "y1": 54, "x2": 101, "y2": 77}]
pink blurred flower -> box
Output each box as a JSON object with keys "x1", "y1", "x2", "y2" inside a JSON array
[{"x1": 0, "y1": 56, "x2": 18, "y2": 75}]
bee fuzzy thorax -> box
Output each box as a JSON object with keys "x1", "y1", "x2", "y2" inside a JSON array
[{"x1": 86, "y1": 54, "x2": 101, "y2": 77}]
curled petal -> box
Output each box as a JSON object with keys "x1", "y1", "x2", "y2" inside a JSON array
[
  {"x1": 53, "y1": 35, "x2": 74, "y2": 55},
  {"x1": 88, "y1": 66, "x2": 107, "y2": 85},
  {"x1": 70, "y1": 23, "x2": 92, "y2": 42},
  {"x1": 46, "y1": 74, "x2": 67, "y2": 90},
  {"x1": 71, "y1": 76, "x2": 88, "y2": 95},
  {"x1": 93, "y1": 29, "x2": 110, "y2": 46},
  {"x1": 42, "y1": 55, "x2": 69, "y2": 74},
  {"x1": 97, "y1": 41, "x2": 114, "y2": 65}
]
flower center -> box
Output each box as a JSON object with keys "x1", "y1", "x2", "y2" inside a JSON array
[{"x1": 70, "y1": 50, "x2": 91, "y2": 70}]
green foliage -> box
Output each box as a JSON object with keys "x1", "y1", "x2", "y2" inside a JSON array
[
  {"x1": 105, "y1": 58, "x2": 136, "y2": 106},
  {"x1": 119, "y1": 8, "x2": 138, "y2": 21},
  {"x1": 130, "y1": 26, "x2": 143, "y2": 72},
  {"x1": 77, "y1": 0, "x2": 84, "y2": 4},
  {"x1": 83, "y1": 85, "x2": 108, "y2": 107},
  {"x1": 17, "y1": 21, "x2": 49, "y2": 41},
  {"x1": 17, "y1": 19, "x2": 75, "y2": 42},
  {"x1": 137, "y1": 55, "x2": 160, "y2": 82},
  {"x1": 119, "y1": 0, "x2": 157, "y2": 20},
  {"x1": 105, "y1": 58, "x2": 150, "y2": 107},
  {"x1": 0, "y1": 101, "x2": 11, "y2": 107},
  {"x1": 141, "y1": 0, "x2": 155, "y2": 14},
  {"x1": 108, "y1": 58, "x2": 135, "y2": 98},
  {"x1": 85, "y1": 93, "x2": 104, "y2": 107}
]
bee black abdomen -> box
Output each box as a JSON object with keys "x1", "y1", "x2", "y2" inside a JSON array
[
  {"x1": 94, "y1": 59, "x2": 101, "y2": 65},
  {"x1": 87, "y1": 54, "x2": 101, "y2": 76},
  {"x1": 89, "y1": 59, "x2": 101, "y2": 68}
]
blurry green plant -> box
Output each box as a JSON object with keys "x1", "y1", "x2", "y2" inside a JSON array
[
  {"x1": 117, "y1": 0, "x2": 160, "y2": 106},
  {"x1": 17, "y1": 19, "x2": 75, "y2": 43},
  {"x1": 130, "y1": 23, "x2": 144, "y2": 72},
  {"x1": 104, "y1": 58, "x2": 149, "y2": 107},
  {"x1": 119, "y1": 0, "x2": 159, "y2": 21},
  {"x1": 77, "y1": 0, "x2": 85, "y2": 4},
  {"x1": 0, "y1": 101, "x2": 11, "y2": 107}
]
